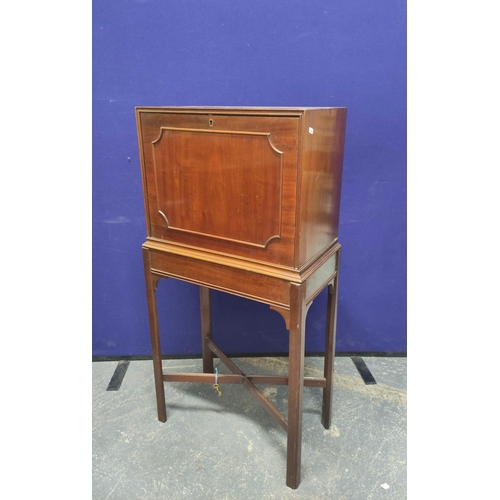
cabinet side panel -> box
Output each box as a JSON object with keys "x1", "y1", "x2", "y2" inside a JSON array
[{"x1": 298, "y1": 109, "x2": 347, "y2": 267}]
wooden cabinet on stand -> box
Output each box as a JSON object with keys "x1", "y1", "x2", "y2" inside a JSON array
[{"x1": 136, "y1": 106, "x2": 347, "y2": 489}]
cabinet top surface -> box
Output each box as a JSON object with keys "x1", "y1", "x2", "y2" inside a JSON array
[{"x1": 136, "y1": 106, "x2": 346, "y2": 114}]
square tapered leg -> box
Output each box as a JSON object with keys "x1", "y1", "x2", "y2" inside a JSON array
[
  {"x1": 322, "y1": 248, "x2": 340, "y2": 429},
  {"x1": 142, "y1": 248, "x2": 167, "y2": 423},
  {"x1": 286, "y1": 283, "x2": 306, "y2": 489},
  {"x1": 200, "y1": 286, "x2": 214, "y2": 373}
]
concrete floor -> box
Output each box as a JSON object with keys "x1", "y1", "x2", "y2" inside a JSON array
[{"x1": 93, "y1": 356, "x2": 406, "y2": 499}]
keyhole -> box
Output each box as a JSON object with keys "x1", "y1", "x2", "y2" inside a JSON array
[{"x1": 209, "y1": 119, "x2": 213, "y2": 127}]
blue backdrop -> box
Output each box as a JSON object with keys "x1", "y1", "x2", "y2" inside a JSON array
[{"x1": 92, "y1": 0, "x2": 406, "y2": 357}]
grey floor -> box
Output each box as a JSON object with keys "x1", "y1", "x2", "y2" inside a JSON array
[{"x1": 93, "y1": 356, "x2": 406, "y2": 500}]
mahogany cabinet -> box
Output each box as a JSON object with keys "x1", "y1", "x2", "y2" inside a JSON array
[{"x1": 136, "y1": 106, "x2": 347, "y2": 489}]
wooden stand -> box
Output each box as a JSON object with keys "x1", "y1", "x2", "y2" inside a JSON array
[
  {"x1": 142, "y1": 244, "x2": 340, "y2": 489},
  {"x1": 136, "y1": 106, "x2": 347, "y2": 489}
]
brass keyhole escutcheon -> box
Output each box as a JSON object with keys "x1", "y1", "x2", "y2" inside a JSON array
[{"x1": 209, "y1": 119, "x2": 213, "y2": 127}]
